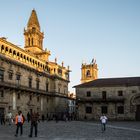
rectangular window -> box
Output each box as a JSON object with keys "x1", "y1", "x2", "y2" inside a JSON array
[
  {"x1": 58, "y1": 88, "x2": 60, "y2": 93},
  {"x1": 118, "y1": 90, "x2": 123, "y2": 96},
  {"x1": 8, "y1": 72, "x2": 13, "y2": 80},
  {"x1": 86, "y1": 91, "x2": 91, "y2": 97},
  {"x1": 46, "y1": 83, "x2": 48, "y2": 92},
  {"x1": 37, "y1": 96, "x2": 39, "y2": 102},
  {"x1": 0, "y1": 70, "x2": 4, "y2": 81},
  {"x1": 132, "y1": 90, "x2": 136, "y2": 93},
  {"x1": 30, "y1": 95, "x2": 32, "y2": 101},
  {"x1": 16, "y1": 74, "x2": 20, "y2": 80},
  {"x1": 101, "y1": 106, "x2": 108, "y2": 114},
  {"x1": 17, "y1": 93, "x2": 20, "y2": 100},
  {"x1": 36, "y1": 80, "x2": 39, "y2": 90},
  {"x1": 16, "y1": 74, "x2": 21, "y2": 86},
  {"x1": 86, "y1": 106, "x2": 92, "y2": 114},
  {"x1": 0, "y1": 90, "x2": 4, "y2": 98},
  {"x1": 117, "y1": 106, "x2": 124, "y2": 114},
  {"x1": 29, "y1": 78, "x2": 32, "y2": 88},
  {"x1": 102, "y1": 91, "x2": 106, "y2": 100}
]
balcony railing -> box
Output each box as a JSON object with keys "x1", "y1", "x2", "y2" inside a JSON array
[{"x1": 77, "y1": 97, "x2": 125, "y2": 103}]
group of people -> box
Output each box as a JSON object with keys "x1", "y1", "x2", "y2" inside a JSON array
[
  {"x1": 0, "y1": 111, "x2": 13, "y2": 125},
  {"x1": 15, "y1": 110, "x2": 39, "y2": 137},
  {"x1": 1, "y1": 110, "x2": 108, "y2": 137}
]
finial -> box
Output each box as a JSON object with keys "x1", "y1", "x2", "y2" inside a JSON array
[
  {"x1": 55, "y1": 57, "x2": 57, "y2": 63},
  {"x1": 62, "y1": 61, "x2": 64, "y2": 67},
  {"x1": 67, "y1": 65, "x2": 70, "y2": 70}
]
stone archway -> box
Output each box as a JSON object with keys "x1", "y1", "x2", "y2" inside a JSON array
[{"x1": 130, "y1": 94, "x2": 140, "y2": 121}]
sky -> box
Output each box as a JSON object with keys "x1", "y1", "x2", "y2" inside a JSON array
[{"x1": 0, "y1": 0, "x2": 140, "y2": 93}]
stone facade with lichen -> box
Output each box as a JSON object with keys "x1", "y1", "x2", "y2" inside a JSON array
[{"x1": 0, "y1": 9, "x2": 70, "y2": 119}]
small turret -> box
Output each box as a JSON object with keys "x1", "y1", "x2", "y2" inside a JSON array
[{"x1": 81, "y1": 58, "x2": 98, "y2": 83}]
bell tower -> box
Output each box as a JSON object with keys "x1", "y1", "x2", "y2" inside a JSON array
[
  {"x1": 24, "y1": 9, "x2": 44, "y2": 54},
  {"x1": 81, "y1": 59, "x2": 98, "y2": 83}
]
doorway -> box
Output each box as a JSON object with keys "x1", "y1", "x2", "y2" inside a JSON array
[
  {"x1": 0, "y1": 108, "x2": 5, "y2": 115},
  {"x1": 136, "y1": 105, "x2": 140, "y2": 121}
]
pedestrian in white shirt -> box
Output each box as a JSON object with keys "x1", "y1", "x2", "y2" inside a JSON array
[{"x1": 100, "y1": 114, "x2": 108, "y2": 132}]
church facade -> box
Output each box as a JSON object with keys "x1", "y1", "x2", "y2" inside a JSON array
[
  {"x1": 0, "y1": 10, "x2": 70, "y2": 118},
  {"x1": 74, "y1": 60, "x2": 140, "y2": 121}
]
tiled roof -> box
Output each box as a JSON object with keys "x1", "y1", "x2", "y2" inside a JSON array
[{"x1": 74, "y1": 77, "x2": 140, "y2": 88}]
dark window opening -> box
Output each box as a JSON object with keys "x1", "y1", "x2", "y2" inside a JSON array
[
  {"x1": 117, "y1": 106, "x2": 124, "y2": 114},
  {"x1": 8, "y1": 72, "x2": 13, "y2": 80},
  {"x1": 101, "y1": 106, "x2": 108, "y2": 114},
  {"x1": 36, "y1": 80, "x2": 39, "y2": 90},
  {"x1": 16, "y1": 74, "x2": 21, "y2": 86},
  {"x1": 102, "y1": 91, "x2": 106, "y2": 100},
  {"x1": 0, "y1": 90, "x2": 4, "y2": 97},
  {"x1": 86, "y1": 70, "x2": 91, "y2": 77},
  {"x1": 17, "y1": 93, "x2": 20, "y2": 99},
  {"x1": 29, "y1": 78, "x2": 32, "y2": 88},
  {"x1": 118, "y1": 90, "x2": 123, "y2": 96},
  {"x1": 37, "y1": 96, "x2": 39, "y2": 102},
  {"x1": 46, "y1": 83, "x2": 49, "y2": 92},
  {"x1": 86, "y1": 106, "x2": 92, "y2": 114},
  {"x1": 28, "y1": 38, "x2": 30, "y2": 46},
  {"x1": 58, "y1": 88, "x2": 60, "y2": 93},
  {"x1": 30, "y1": 95, "x2": 32, "y2": 101},
  {"x1": 0, "y1": 70, "x2": 4, "y2": 81},
  {"x1": 86, "y1": 91, "x2": 91, "y2": 97},
  {"x1": 32, "y1": 38, "x2": 33, "y2": 46}
]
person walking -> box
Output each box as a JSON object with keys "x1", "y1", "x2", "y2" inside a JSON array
[
  {"x1": 7, "y1": 111, "x2": 12, "y2": 125},
  {"x1": 1, "y1": 112, "x2": 5, "y2": 125},
  {"x1": 27, "y1": 112, "x2": 30, "y2": 123},
  {"x1": 15, "y1": 111, "x2": 24, "y2": 137},
  {"x1": 100, "y1": 114, "x2": 108, "y2": 132},
  {"x1": 29, "y1": 111, "x2": 39, "y2": 137}
]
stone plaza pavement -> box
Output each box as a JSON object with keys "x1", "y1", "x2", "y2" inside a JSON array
[{"x1": 0, "y1": 121, "x2": 140, "y2": 140}]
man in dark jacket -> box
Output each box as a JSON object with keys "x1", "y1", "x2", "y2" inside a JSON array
[{"x1": 29, "y1": 111, "x2": 39, "y2": 137}]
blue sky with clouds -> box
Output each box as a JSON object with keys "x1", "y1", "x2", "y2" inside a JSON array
[{"x1": 0, "y1": 0, "x2": 140, "y2": 92}]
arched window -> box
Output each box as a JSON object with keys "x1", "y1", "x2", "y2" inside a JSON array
[
  {"x1": 17, "y1": 52, "x2": 19, "y2": 56},
  {"x1": 1, "y1": 45, "x2": 4, "y2": 51},
  {"x1": 28, "y1": 38, "x2": 30, "y2": 46},
  {"x1": 32, "y1": 38, "x2": 33, "y2": 46},
  {"x1": 21, "y1": 54, "x2": 23, "y2": 58},
  {"x1": 9, "y1": 49, "x2": 12, "y2": 54},
  {"x1": 6, "y1": 47, "x2": 8, "y2": 52},
  {"x1": 24, "y1": 55, "x2": 26, "y2": 60},
  {"x1": 86, "y1": 70, "x2": 91, "y2": 77},
  {"x1": 13, "y1": 50, "x2": 16, "y2": 55}
]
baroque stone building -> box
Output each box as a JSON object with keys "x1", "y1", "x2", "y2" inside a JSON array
[
  {"x1": 74, "y1": 60, "x2": 140, "y2": 121},
  {"x1": 0, "y1": 10, "x2": 70, "y2": 118}
]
